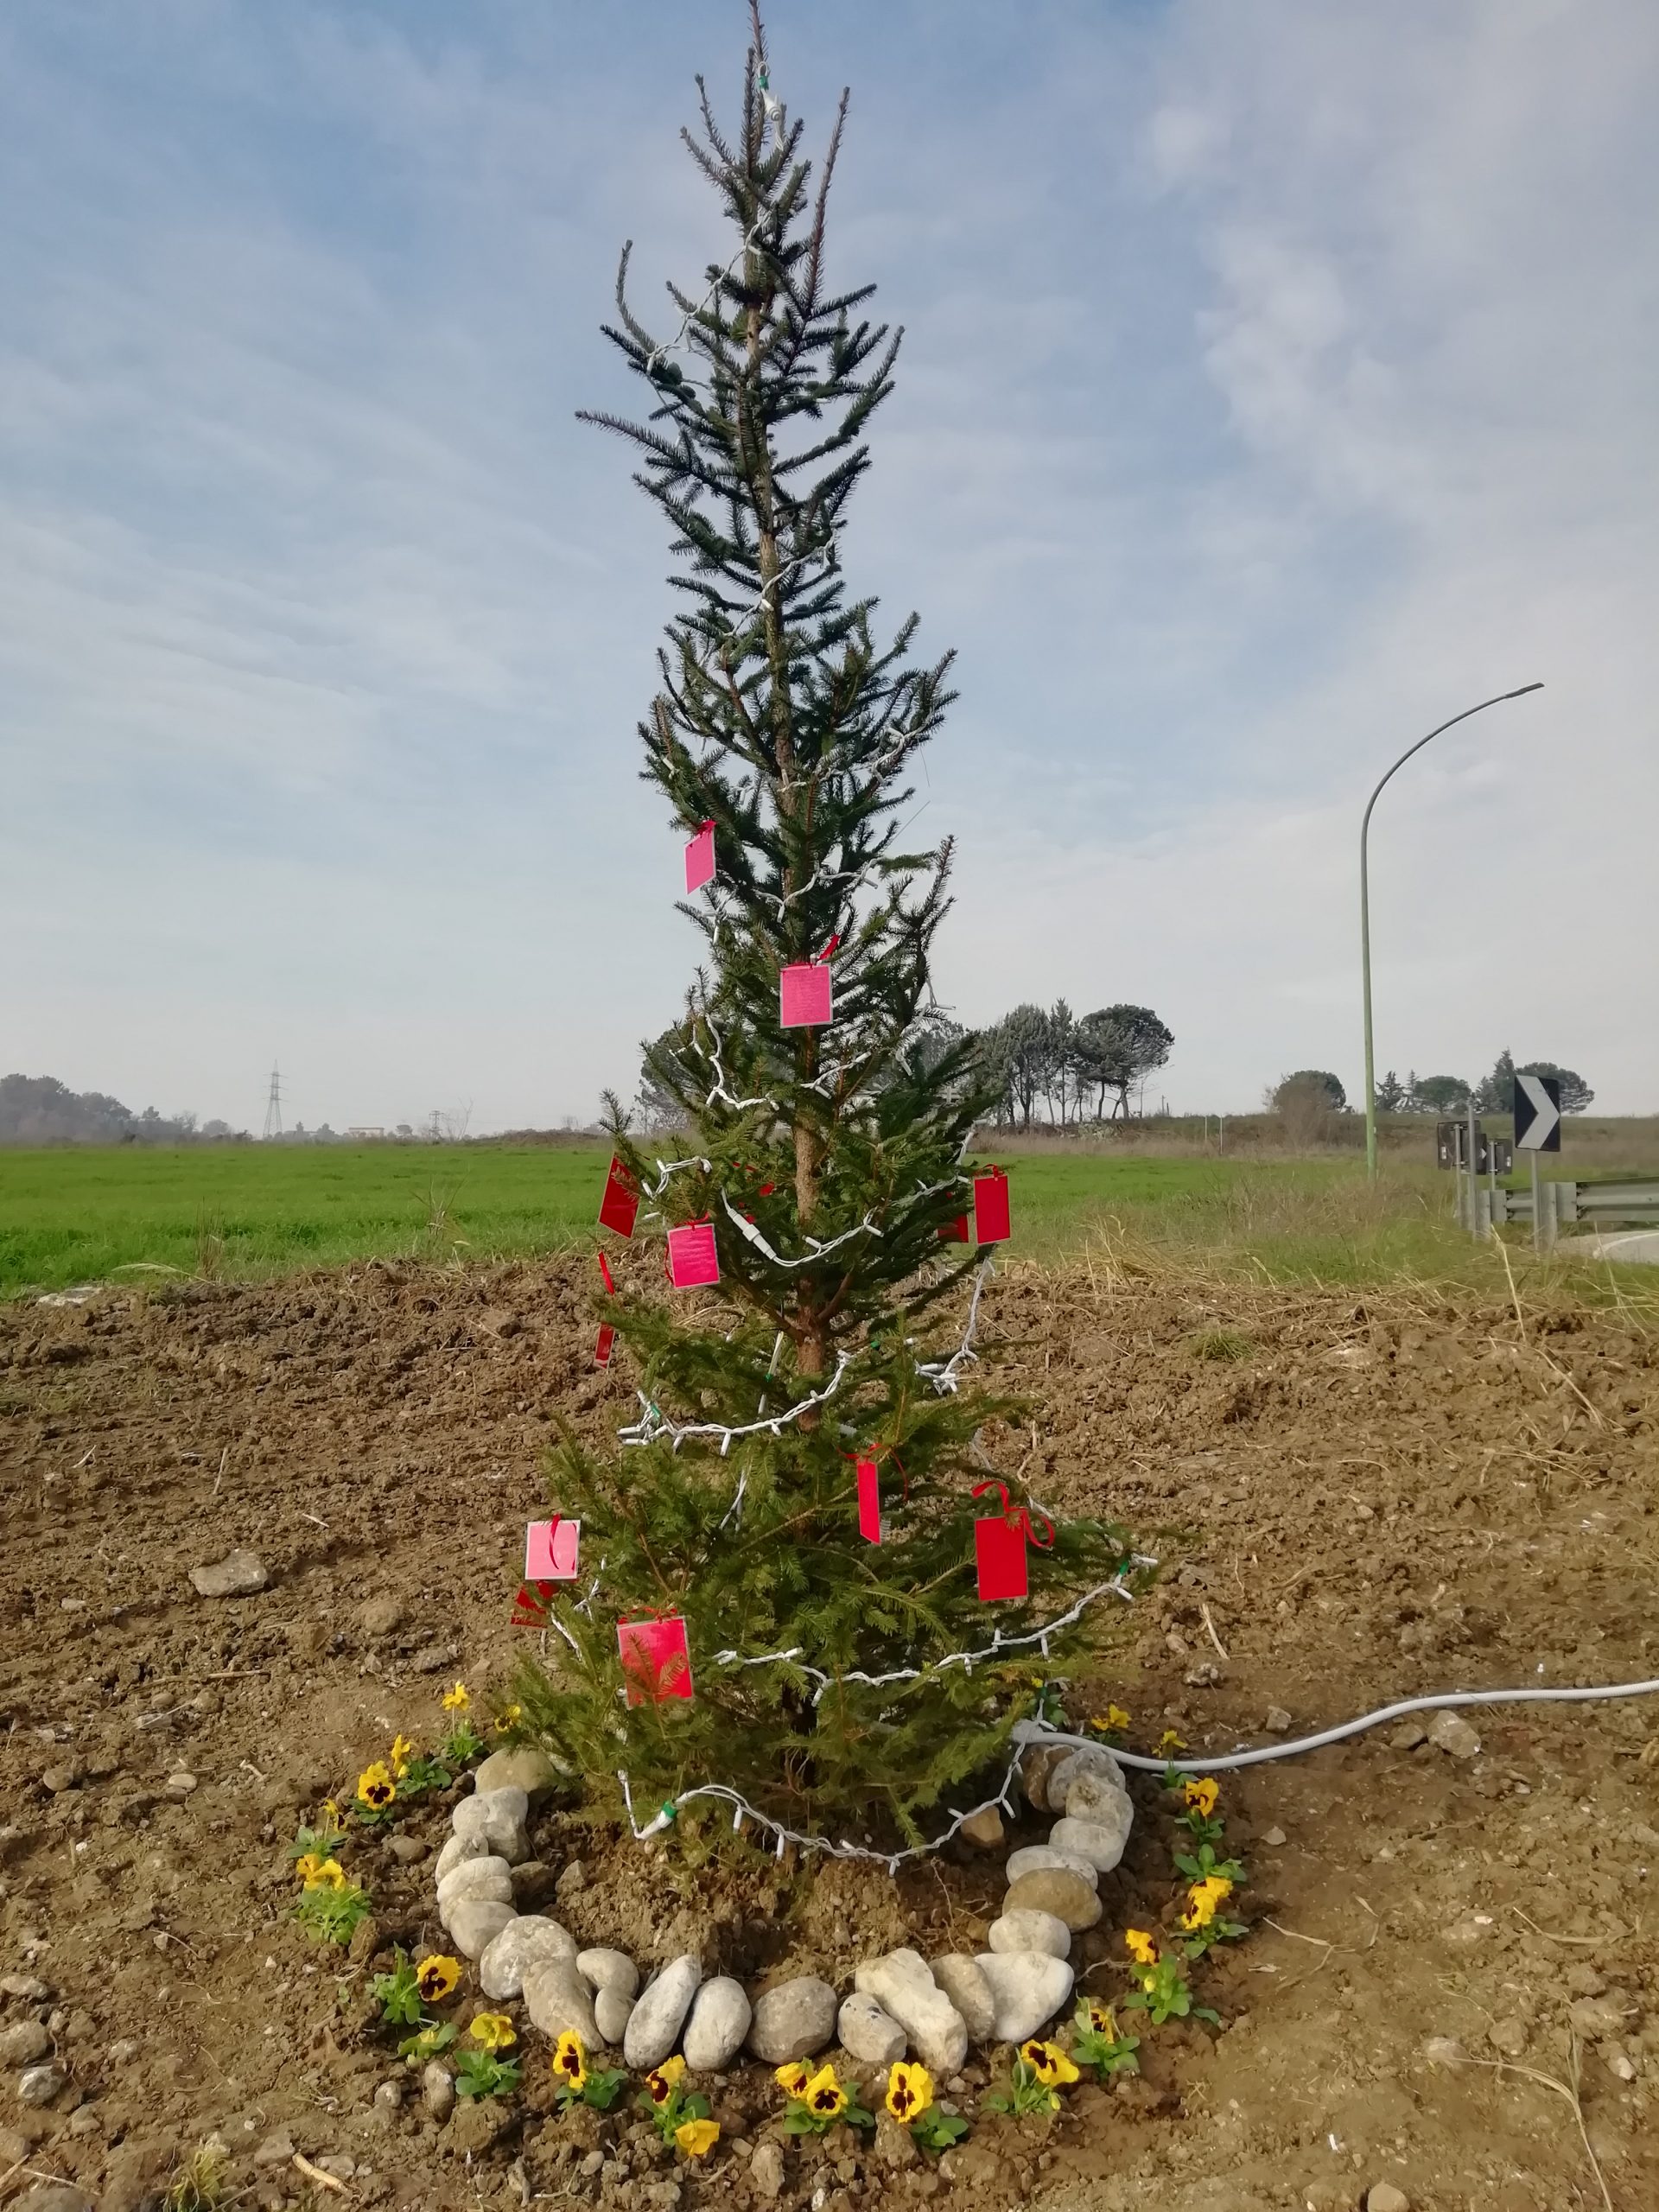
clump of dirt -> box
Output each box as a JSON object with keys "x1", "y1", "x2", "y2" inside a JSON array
[{"x1": 2, "y1": 1253, "x2": 1656, "y2": 2212}]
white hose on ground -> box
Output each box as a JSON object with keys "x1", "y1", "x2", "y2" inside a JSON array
[{"x1": 1013, "y1": 1675, "x2": 1659, "y2": 1775}]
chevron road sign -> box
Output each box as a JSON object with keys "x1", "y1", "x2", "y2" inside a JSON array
[{"x1": 1514, "y1": 1073, "x2": 1562, "y2": 1154}]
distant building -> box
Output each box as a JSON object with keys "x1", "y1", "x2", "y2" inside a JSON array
[{"x1": 345, "y1": 1126, "x2": 386, "y2": 1140}]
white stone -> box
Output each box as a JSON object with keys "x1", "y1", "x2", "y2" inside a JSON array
[
  {"x1": 576, "y1": 1948, "x2": 639, "y2": 1999},
  {"x1": 1064, "y1": 1770, "x2": 1132, "y2": 1827},
  {"x1": 436, "y1": 1855, "x2": 513, "y2": 1910},
  {"x1": 444, "y1": 1898, "x2": 517, "y2": 1961},
  {"x1": 837, "y1": 1993, "x2": 906, "y2": 2066},
  {"x1": 1003, "y1": 1845, "x2": 1099, "y2": 1889},
  {"x1": 854, "y1": 1949, "x2": 967, "y2": 2076},
  {"x1": 1048, "y1": 1744, "x2": 1127, "y2": 1804},
  {"x1": 1050, "y1": 1805, "x2": 1133, "y2": 1873},
  {"x1": 452, "y1": 1785, "x2": 531, "y2": 1865},
  {"x1": 623, "y1": 1955, "x2": 702, "y2": 2070},
  {"x1": 524, "y1": 1957, "x2": 601, "y2": 2046},
  {"x1": 683, "y1": 1977, "x2": 752, "y2": 2072},
  {"x1": 594, "y1": 1987, "x2": 634, "y2": 2046},
  {"x1": 478, "y1": 1916, "x2": 578, "y2": 2000},
  {"x1": 929, "y1": 1955, "x2": 997, "y2": 2044},
  {"x1": 746, "y1": 1977, "x2": 838, "y2": 2063},
  {"x1": 1427, "y1": 1710, "x2": 1481, "y2": 1760},
  {"x1": 988, "y1": 1909, "x2": 1071, "y2": 1960},
  {"x1": 422, "y1": 2061, "x2": 454, "y2": 2123},
  {"x1": 972, "y1": 1950, "x2": 1074, "y2": 2043},
  {"x1": 434, "y1": 1831, "x2": 488, "y2": 1884}
]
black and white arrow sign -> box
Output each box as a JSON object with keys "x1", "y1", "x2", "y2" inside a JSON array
[{"x1": 1513, "y1": 1073, "x2": 1562, "y2": 1153}]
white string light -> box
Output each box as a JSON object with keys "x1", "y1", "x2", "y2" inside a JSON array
[
  {"x1": 720, "y1": 1190, "x2": 880, "y2": 1269},
  {"x1": 645, "y1": 215, "x2": 768, "y2": 377},
  {"x1": 617, "y1": 1350, "x2": 853, "y2": 1452},
  {"x1": 917, "y1": 1257, "x2": 994, "y2": 1394}
]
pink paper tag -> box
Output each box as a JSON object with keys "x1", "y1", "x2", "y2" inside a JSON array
[
  {"x1": 525, "y1": 1518, "x2": 581, "y2": 1580},
  {"x1": 666, "y1": 1219, "x2": 720, "y2": 1287},
  {"x1": 779, "y1": 962, "x2": 833, "y2": 1028},
  {"x1": 856, "y1": 1458, "x2": 880, "y2": 1543},
  {"x1": 972, "y1": 1168, "x2": 1011, "y2": 1244},
  {"x1": 975, "y1": 1513, "x2": 1028, "y2": 1601},
  {"x1": 618, "y1": 1615, "x2": 694, "y2": 1706},
  {"x1": 684, "y1": 821, "x2": 715, "y2": 893},
  {"x1": 598, "y1": 1156, "x2": 639, "y2": 1239}
]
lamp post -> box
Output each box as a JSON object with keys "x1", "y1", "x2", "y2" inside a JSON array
[{"x1": 1361, "y1": 682, "x2": 1543, "y2": 1178}]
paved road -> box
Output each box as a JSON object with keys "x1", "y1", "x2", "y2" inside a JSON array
[{"x1": 1592, "y1": 1230, "x2": 1659, "y2": 1266}]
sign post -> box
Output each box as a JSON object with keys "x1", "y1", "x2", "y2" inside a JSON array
[{"x1": 1513, "y1": 1073, "x2": 1562, "y2": 1253}]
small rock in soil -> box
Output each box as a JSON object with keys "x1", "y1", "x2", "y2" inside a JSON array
[
  {"x1": 0, "y1": 2020, "x2": 52, "y2": 2065},
  {"x1": 524, "y1": 1958, "x2": 601, "y2": 2047},
  {"x1": 16, "y1": 2062, "x2": 68, "y2": 2106},
  {"x1": 750, "y1": 2141, "x2": 785, "y2": 2200},
  {"x1": 974, "y1": 1951, "x2": 1073, "y2": 2043},
  {"x1": 556, "y1": 1859, "x2": 588, "y2": 1901},
  {"x1": 1262, "y1": 1826, "x2": 1287, "y2": 1847},
  {"x1": 1389, "y1": 1720, "x2": 1428, "y2": 1751},
  {"x1": 410, "y1": 1644, "x2": 456, "y2": 1674},
  {"x1": 1364, "y1": 2186, "x2": 1412, "y2": 2212},
  {"x1": 624, "y1": 1955, "x2": 702, "y2": 2070},
  {"x1": 472, "y1": 1744, "x2": 563, "y2": 1804},
  {"x1": 445, "y1": 1897, "x2": 518, "y2": 1960},
  {"x1": 1487, "y1": 2018, "x2": 1529, "y2": 2056},
  {"x1": 0, "y1": 1976, "x2": 52, "y2": 2001},
  {"x1": 40, "y1": 1765, "x2": 81, "y2": 1795},
  {"x1": 1002, "y1": 1867, "x2": 1102, "y2": 1932},
  {"x1": 683, "y1": 1977, "x2": 752, "y2": 2071},
  {"x1": 1421, "y1": 2036, "x2": 1465, "y2": 2067},
  {"x1": 164, "y1": 1772, "x2": 198, "y2": 1800},
  {"x1": 1003, "y1": 1845, "x2": 1097, "y2": 1890},
  {"x1": 1049, "y1": 1807, "x2": 1132, "y2": 1873},
  {"x1": 479, "y1": 1915, "x2": 578, "y2": 2000},
  {"x1": 389, "y1": 1834, "x2": 428, "y2": 1864},
  {"x1": 578, "y1": 1948, "x2": 640, "y2": 1999},
  {"x1": 957, "y1": 1806, "x2": 1004, "y2": 1849},
  {"x1": 188, "y1": 1550, "x2": 268, "y2": 1598},
  {"x1": 1567, "y1": 1996, "x2": 1631, "y2": 2040},
  {"x1": 988, "y1": 1909, "x2": 1071, "y2": 1961},
  {"x1": 747, "y1": 1976, "x2": 838, "y2": 2064},
  {"x1": 1426, "y1": 1711, "x2": 1481, "y2": 1760},
  {"x1": 423, "y1": 2062, "x2": 455, "y2": 2123},
  {"x1": 1264, "y1": 1707, "x2": 1293, "y2": 1732},
  {"x1": 357, "y1": 1594, "x2": 404, "y2": 1637},
  {"x1": 854, "y1": 1951, "x2": 967, "y2": 2076},
  {"x1": 838, "y1": 1993, "x2": 906, "y2": 2066},
  {"x1": 372, "y1": 2080, "x2": 404, "y2": 2126},
  {"x1": 452, "y1": 1786, "x2": 531, "y2": 1865},
  {"x1": 251, "y1": 2131, "x2": 296, "y2": 2168},
  {"x1": 930, "y1": 1956, "x2": 995, "y2": 2044},
  {"x1": 873, "y1": 2112, "x2": 919, "y2": 2169}
]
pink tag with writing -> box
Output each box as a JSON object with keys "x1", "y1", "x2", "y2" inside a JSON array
[
  {"x1": 684, "y1": 821, "x2": 715, "y2": 893},
  {"x1": 779, "y1": 962, "x2": 833, "y2": 1027},
  {"x1": 525, "y1": 1518, "x2": 580, "y2": 1580},
  {"x1": 972, "y1": 1168, "x2": 1011, "y2": 1244},
  {"x1": 666, "y1": 1220, "x2": 720, "y2": 1287},
  {"x1": 975, "y1": 1513, "x2": 1028, "y2": 1601},
  {"x1": 598, "y1": 1156, "x2": 639, "y2": 1239},
  {"x1": 856, "y1": 1459, "x2": 880, "y2": 1543},
  {"x1": 618, "y1": 1615, "x2": 694, "y2": 1706}
]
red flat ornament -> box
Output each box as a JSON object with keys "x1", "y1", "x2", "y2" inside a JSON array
[
  {"x1": 937, "y1": 1213, "x2": 969, "y2": 1243},
  {"x1": 972, "y1": 1478, "x2": 1054, "y2": 1602},
  {"x1": 684, "y1": 820, "x2": 715, "y2": 893},
  {"x1": 598, "y1": 1156, "x2": 639, "y2": 1239},
  {"x1": 594, "y1": 1323, "x2": 616, "y2": 1367},
  {"x1": 618, "y1": 1613, "x2": 694, "y2": 1706},
  {"x1": 511, "y1": 1580, "x2": 556, "y2": 1627},
  {"x1": 972, "y1": 1167, "x2": 1011, "y2": 1244},
  {"x1": 666, "y1": 1219, "x2": 720, "y2": 1288},
  {"x1": 524, "y1": 1517, "x2": 580, "y2": 1581},
  {"x1": 856, "y1": 1457, "x2": 881, "y2": 1543}
]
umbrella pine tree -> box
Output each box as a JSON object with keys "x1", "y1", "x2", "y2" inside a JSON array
[{"x1": 516, "y1": 13, "x2": 1133, "y2": 1847}]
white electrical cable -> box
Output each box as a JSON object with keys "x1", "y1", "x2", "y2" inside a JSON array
[{"x1": 1013, "y1": 1677, "x2": 1659, "y2": 1775}]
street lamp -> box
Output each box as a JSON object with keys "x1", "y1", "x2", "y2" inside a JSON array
[{"x1": 1361, "y1": 682, "x2": 1544, "y2": 1177}]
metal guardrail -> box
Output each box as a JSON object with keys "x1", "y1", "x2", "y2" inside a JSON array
[{"x1": 1487, "y1": 1179, "x2": 1659, "y2": 1241}]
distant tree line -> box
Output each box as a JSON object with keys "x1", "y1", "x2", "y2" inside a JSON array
[
  {"x1": 1374, "y1": 1049, "x2": 1593, "y2": 1118},
  {"x1": 0, "y1": 1073, "x2": 245, "y2": 1146}
]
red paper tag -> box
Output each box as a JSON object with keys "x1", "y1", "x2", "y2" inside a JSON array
[
  {"x1": 972, "y1": 1168, "x2": 1011, "y2": 1244},
  {"x1": 598, "y1": 1250, "x2": 616, "y2": 1295},
  {"x1": 525, "y1": 1518, "x2": 580, "y2": 1580},
  {"x1": 618, "y1": 1614, "x2": 694, "y2": 1705},
  {"x1": 779, "y1": 962, "x2": 833, "y2": 1028},
  {"x1": 598, "y1": 1156, "x2": 639, "y2": 1238},
  {"x1": 684, "y1": 820, "x2": 715, "y2": 893},
  {"x1": 594, "y1": 1322, "x2": 616, "y2": 1367},
  {"x1": 975, "y1": 1513, "x2": 1028, "y2": 1601},
  {"x1": 666, "y1": 1219, "x2": 720, "y2": 1287},
  {"x1": 937, "y1": 1213, "x2": 969, "y2": 1243},
  {"x1": 856, "y1": 1458, "x2": 880, "y2": 1543},
  {"x1": 511, "y1": 1580, "x2": 556, "y2": 1627}
]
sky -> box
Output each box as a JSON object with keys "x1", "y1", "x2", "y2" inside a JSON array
[{"x1": 3, "y1": 0, "x2": 1656, "y2": 1131}]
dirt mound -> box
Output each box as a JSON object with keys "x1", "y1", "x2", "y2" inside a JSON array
[{"x1": 2, "y1": 1254, "x2": 1656, "y2": 2210}]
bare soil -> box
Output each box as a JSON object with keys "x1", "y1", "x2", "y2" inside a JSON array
[{"x1": 2, "y1": 1253, "x2": 1656, "y2": 2212}]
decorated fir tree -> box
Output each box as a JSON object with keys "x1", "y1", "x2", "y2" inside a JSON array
[{"x1": 517, "y1": 10, "x2": 1133, "y2": 1851}]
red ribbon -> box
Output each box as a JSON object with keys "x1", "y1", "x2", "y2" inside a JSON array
[
  {"x1": 598, "y1": 1251, "x2": 615, "y2": 1295},
  {"x1": 618, "y1": 1604, "x2": 684, "y2": 1625},
  {"x1": 698, "y1": 817, "x2": 715, "y2": 833},
  {"x1": 972, "y1": 1478, "x2": 1055, "y2": 1550},
  {"x1": 817, "y1": 933, "x2": 840, "y2": 963}
]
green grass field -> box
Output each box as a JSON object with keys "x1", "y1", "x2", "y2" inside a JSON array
[{"x1": 6, "y1": 1140, "x2": 1649, "y2": 1301}]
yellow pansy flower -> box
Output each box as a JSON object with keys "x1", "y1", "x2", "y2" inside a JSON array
[
  {"x1": 885, "y1": 2061, "x2": 933, "y2": 2121},
  {"x1": 416, "y1": 1955, "x2": 461, "y2": 2004},
  {"x1": 356, "y1": 1762, "x2": 396, "y2": 1810},
  {"x1": 774, "y1": 2061, "x2": 810, "y2": 2100},
  {"x1": 1125, "y1": 1929, "x2": 1159, "y2": 1967},
  {"x1": 675, "y1": 2118, "x2": 720, "y2": 2158},
  {"x1": 442, "y1": 1681, "x2": 471, "y2": 1713},
  {"x1": 469, "y1": 2012, "x2": 516, "y2": 2051},
  {"x1": 552, "y1": 2030, "x2": 587, "y2": 2088},
  {"x1": 1020, "y1": 2039, "x2": 1079, "y2": 2087},
  {"x1": 1182, "y1": 1775, "x2": 1219, "y2": 1818},
  {"x1": 389, "y1": 1733, "x2": 415, "y2": 1777},
  {"x1": 804, "y1": 2064, "x2": 847, "y2": 2120}
]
